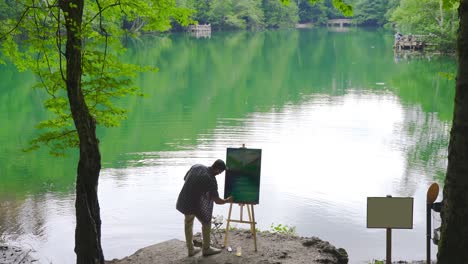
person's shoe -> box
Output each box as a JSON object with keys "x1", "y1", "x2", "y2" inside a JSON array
[
  {"x1": 202, "y1": 246, "x2": 222, "y2": 256},
  {"x1": 188, "y1": 246, "x2": 201, "y2": 257}
]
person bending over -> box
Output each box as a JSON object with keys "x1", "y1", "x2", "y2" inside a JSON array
[{"x1": 176, "y1": 159, "x2": 233, "y2": 257}]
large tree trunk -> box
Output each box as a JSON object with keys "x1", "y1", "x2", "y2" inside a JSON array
[
  {"x1": 438, "y1": 0, "x2": 468, "y2": 263},
  {"x1": 60, "y1": 0, "x2": 105, "y2": 263}
]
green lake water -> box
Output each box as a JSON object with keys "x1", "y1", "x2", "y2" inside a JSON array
[{"x1": 0, "y1": 28, "x2": 456, "y2": 263}]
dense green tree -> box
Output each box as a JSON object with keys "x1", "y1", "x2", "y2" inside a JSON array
[
  {"x1": 263, "y1": 0, "x2": 300, "y2": 28},
  {"x1": 389, "y1": 0, "x2": 458, "y2": 51},
  {"x1": 354, "y1": 0, "x2": 389, "y2": 26},
  {"x1": 234, "y1": 0, "x2": 265, "y2": 29},
  {"x1": 177, "y1": 0, "x2": 263, "y2": 30},
  {"x1": 298, "y1": 0, "x2": 328, "y2": 24},
  {"x1": 171, "y1": 0, "x2": 354, "y2": 29},
  {"x1": 189, "y1": 0, "x2": 212, "y2": 24},
  {"x1": 208, "y1": 0, "x2": 236, "y2": 29},
  {"x1": 324, "y1": 0, "x2": 351, "y2": 19},
  {"x1": 384, "y1": 0, "x2": 401, "y2": 25},
  {"x1": 0, "y1": 0, "x2": 18, "y2": 21}
]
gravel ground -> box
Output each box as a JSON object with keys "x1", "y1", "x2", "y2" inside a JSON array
[{"x1": 106, "y1": 229, "x2": 349, "y2": 264}]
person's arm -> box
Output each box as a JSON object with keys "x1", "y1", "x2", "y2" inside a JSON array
[
  {"x1": 213, "y1": 196, "x2": 233, "y2": 205},
  {"x1": 207, "y1": 175, "x2": 233, "y2": 204}
]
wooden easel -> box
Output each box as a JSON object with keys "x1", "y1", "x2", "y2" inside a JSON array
[
  {"x1": 224, "y1": 202, "x2": 258, "y2": 251},
  {"x1": 223, "y1": 144, "x2": 259, "y2": 251}
]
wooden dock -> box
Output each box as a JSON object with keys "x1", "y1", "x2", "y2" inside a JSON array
[
  {"x1": 295, "y1": 23, "x2": 313, "y2": 29},
  {"x1": 394, "y1": 35, "x2": 425, "y2": 51},
  {"x1": 187, "y1": 24, "x2": 211, "y2": 38},
  {"x1": 327, "y1": 19, "x2": 353, "y2": 28},
  {"x1": 187, "y1": 24, "x2": 211, "y2": 32}
]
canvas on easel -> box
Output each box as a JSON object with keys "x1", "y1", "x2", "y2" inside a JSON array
[
  {"x1": 223, "y1": 147, "x2": 262, "y2": 251},
  {"x1": 224, "y1": 147, "x2": 262, "y2": 204}
]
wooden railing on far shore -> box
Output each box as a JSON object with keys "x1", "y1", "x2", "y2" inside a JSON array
[
  {"x1": 187, "y1": 24, "x2": 211, "y2": 32},
  {"x1": 394, "y1": 35, "x2": 426, "y2": 51}
]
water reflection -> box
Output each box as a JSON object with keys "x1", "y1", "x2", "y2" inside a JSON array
[{"x1": 0, "y1": 29, "x2": 455, "y2": 263}]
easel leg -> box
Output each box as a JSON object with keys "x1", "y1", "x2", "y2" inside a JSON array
[
  {"x1": 246, "y1": 205, "x2": 253, "y2": 233},
  {"x1": 240, "y1": 204, "x2": 244, "y2": 221},
  {"x1": 250, "y1": 204, "x2": 258, "y2": 251},
  {"x1": 224, "y1": 203, "x2": 233, "y2": 248}
]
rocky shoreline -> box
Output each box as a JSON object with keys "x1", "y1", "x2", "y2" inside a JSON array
[
  {"x1": 106, "y1": 229, "x2": 349, "y2": 264},
  {"x1": 0, "y1": 245, "x2": 37, "y2": 264},
  {"x1": 1, "y1": 232, "x2": 437, "y2": 264}
]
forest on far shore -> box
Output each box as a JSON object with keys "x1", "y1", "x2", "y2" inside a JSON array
[
  {"x1": 172, "y1": 0, "x2": 458, "y2": 52},
  {"x1": 0, "y1": 0, "x2": 458, "y2": 51}
]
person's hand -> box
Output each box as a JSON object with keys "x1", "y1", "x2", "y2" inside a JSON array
[{"x1": 225, "y1": 196, "x2": 234, "y2": 203}]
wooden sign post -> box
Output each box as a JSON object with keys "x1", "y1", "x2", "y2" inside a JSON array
[
  {"x1": 426, "y1": 183, "x2": 439, "y2": 264},
  {"x1": 367, "y1": 195, "x2": 414, "y2": 264}
]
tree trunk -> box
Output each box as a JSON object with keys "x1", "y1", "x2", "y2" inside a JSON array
[
  {"x1": 438, "y1": 0, "x2": 468, "y2": 263},
  {"x1": 439, "y1": 0, "x2": 444, "y2": 28},
  {"x1": 60, "y1": 0, "x2": 105, "y2": 263}
]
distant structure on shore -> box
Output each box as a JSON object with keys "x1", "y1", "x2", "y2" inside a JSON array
[
  {"x1": 295, "y1": 23, "x2": 313, "y2": 29},
  {"x1": 326, "y1": 19, "x2": 353, "y2": 28},
  {"x1": 394, "y1": 34, "x2": 426, "y2": 51},
  {"x1": 295, "y1": 19, "x2": 354, "y2": 30},
  {"x1": 187, "y1": 24, "x2": 211, "y2": 38}
]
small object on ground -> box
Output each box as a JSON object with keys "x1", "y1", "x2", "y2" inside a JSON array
[
  {"x1": 193, "y1": 239, "x2": 202, "y2": 247},
  {"x1": 227, "y1": 246, "x2": 232, "y2": 252},
  {"x1": 236, "y1": 246, "x2": 242, "y2": 257},
  {"x1": 376, "y1": 82, "x2": 385, "y2": 85}
]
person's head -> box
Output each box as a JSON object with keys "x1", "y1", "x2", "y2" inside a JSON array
[{"x1": 211, "y1": 159, "x2": 226, "y2": 176}]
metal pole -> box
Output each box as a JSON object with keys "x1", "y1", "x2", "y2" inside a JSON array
[
  {"x1": 425, "y1": 183, "x2": 439, "y2": 264},
  {"x1": 386, "y1": 228, "x2": 392, "y2": 264},
  {"x1": 427, "y1": 203, "x2": 432, "y2": 264},
  {"x1": 386, "y1": 194, "x2": 392, "y2": 264}
]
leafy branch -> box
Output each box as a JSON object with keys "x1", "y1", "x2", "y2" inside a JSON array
[{"x1": 1, "y1": 0, "x2": 193, "y2": 156}]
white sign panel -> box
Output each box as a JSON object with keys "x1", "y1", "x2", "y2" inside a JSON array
[{"x1": 367, "y1": 197, "x2": 414, "y2": 229}]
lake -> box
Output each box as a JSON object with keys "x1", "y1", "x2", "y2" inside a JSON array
[{"x1": 0, "y1": 28, "x2": 456, "y2": 263}]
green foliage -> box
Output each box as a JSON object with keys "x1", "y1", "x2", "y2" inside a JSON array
[
  {"x1": 0, "y1": 0, "x2": 18, "y2": 21},
  {"x1": 208, "y1": 0, "x2": 244, "y2": 29},
  {"x1": 234, "y1": 0, "x2": 265, "y2": 29},
  {"x1": 388, "y1": 0, "x2": 458, "y2": 52},
  {"x1": 442, "y1": 0, "x2": 459, "y2": 9},
  {"x1": 186, "y1": 0, "x2": 264, "y2": 30},
  {"x1": 332, "y1": 0, "x2": 353, "y2": 16},
  {"x1": 269, "y1": 223, "x2": 297, "y2": 235},
  {"x1": 439, "y1": 71, "x2": 456, "y2": 80},
  {"x1": 179, "y1": 0, "x2": 355, "y2": 29},
  {"x1": 354, "y1": 0, "x2": 389, "y2": 26},
  {"x1": 263, "y1": 0, "x2": 299, "y2": 28},
  {"x1": 298, "y1": 0, "x2": 328, "y2": 24},
  {"x1": 1, "y1": 0, "x2": 192, "y2": 155}
]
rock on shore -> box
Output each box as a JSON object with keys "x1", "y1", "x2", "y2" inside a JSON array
[
  {"x1": 0, "y1": 245, "x2": 36, "y2": 264},
  {"x1": 106, "y1": 229, "x2": 348, "y2": 264}
]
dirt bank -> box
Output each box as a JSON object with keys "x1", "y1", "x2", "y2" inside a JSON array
[{"x1": 106, "y1": 229, "x2": 348, "y2": 264}]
